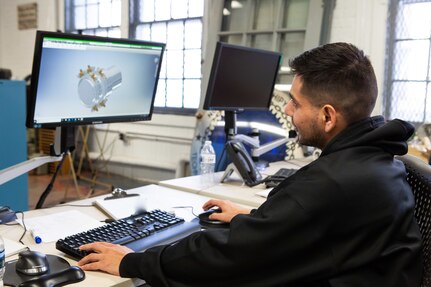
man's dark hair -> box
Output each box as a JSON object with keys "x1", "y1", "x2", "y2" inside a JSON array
[{"x1": 289, "y1": 42, "x2": 378, "y2": 125}]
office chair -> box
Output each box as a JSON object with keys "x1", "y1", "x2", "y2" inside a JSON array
[{"x1": 397, "y1": 154, "x2": 431, "y2": 287}]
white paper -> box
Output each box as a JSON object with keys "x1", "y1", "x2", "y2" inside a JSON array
[
  {"x1": 4, "y1": 237, "x2": 28, "y2": 257},
  {"x1": 255, "y1": 189, "x2": 271, "y2": 198},
  {"x1": 18, "y1": 210, "x2": 104, "y2": 243}
]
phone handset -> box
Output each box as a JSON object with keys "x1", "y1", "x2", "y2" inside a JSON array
[{"x1": 222, "y1": 141, "x2": 262, "y2": 186}]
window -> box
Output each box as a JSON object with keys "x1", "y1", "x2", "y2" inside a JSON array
[
  {"x1": 65, "y1": 0, "x2": 122, "y2": 37},
  {"x1": 130, "y1": 0, "x2": 204, "y2": 112},
  {"x1": 219, "y1": 0, "x2": 322, "y2": 90},
  {"x1": 384, "y1": 0, "x2": 431, "y2": 123}
]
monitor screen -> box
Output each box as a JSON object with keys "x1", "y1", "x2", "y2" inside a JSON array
[
  {"x1": 203, "y1": 42, "x2": 282, "y2": 111},
  {"x1": 26, "y1": 31, "x2": 165, "y2": 128}
]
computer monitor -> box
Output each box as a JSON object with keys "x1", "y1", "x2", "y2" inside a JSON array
[
  {"x1": 203, "y1": 42, "x2": 282, "y2": 136},
  {"x1": 26, "y1": 31, "x2": 165, "y2": 129}
]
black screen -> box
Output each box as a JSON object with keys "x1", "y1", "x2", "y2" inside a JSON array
[
  {"x1": 26, "y1": 31, "x2": 165, "y2": 128},
  {"x1": 203, "y1": 42, "x2": 281, "y2": 111}
]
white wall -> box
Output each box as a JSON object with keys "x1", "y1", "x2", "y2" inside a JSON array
[
  {"x1": 0, "y1": 0, "x2": 390, "y2": 181},
  {"x1": 0, "y1": 0, "x2": 63, "y2": 79}
]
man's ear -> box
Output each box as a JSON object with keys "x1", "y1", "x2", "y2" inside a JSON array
[{"x1": 321, "y1": 105, "x2": 337, "y2": 133}]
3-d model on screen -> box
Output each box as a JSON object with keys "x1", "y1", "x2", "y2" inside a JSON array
[{"x1": 77, "y1": 65, "x2": 122, "y2": 111}]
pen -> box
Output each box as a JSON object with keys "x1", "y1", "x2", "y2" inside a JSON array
[{"x1": 29, "y1": 229, "x2": 42, "y2": 244}]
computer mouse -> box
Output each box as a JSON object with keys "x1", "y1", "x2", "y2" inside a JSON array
[
  {"x1": 18, "y1": 266, "x2": 85, "y2": 287},
  {"x1": 16, "y1": 250, "x2": 49, "y2": 276},
  {"x1": 198, "y1": 208, "x2": 229, "y2": 227}
]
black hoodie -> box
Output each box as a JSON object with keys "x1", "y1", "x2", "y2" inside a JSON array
[{"x1": 120, "y1": 116, "x2": 423, "y2": 287}]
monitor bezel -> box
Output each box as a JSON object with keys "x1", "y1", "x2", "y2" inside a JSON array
[
  {"x1": 26, "y1": 30, "x2": 165, "y2": 128},
  {"x1": 203, "y1": 41, "x2": 282, "y2": 112}
]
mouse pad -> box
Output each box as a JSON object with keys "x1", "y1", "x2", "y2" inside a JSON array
[{"x1": 4, "y1": 254, "x2": 70, "y2": 287}]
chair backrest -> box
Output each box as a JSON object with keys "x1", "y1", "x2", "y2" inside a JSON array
[{"x1": 397, "y1": 154, "x2": 431, "y2": 287}]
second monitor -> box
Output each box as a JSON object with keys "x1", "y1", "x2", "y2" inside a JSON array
[{"x1": 203, "y1": 42, "x2": 282, "y2": 137}]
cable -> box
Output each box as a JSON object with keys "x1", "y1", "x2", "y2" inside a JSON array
[
  {"x1": 15, "y1": 211, "x2": 27, "y2": 245},
  {"x1": 35, "y1": 151, "x2": 67, "y2": 209}
]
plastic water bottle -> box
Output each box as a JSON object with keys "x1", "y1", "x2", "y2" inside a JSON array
[
  {"x1": 200, "y1": 140, "x2": 216, "y2": 187},
  {"x1": 0, "y1": 235, "x2": 4, "y2": 287}
]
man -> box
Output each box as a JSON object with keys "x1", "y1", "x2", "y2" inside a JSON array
[{"x1": 78, "y1": 43, "x2": 423, "y2": 286}]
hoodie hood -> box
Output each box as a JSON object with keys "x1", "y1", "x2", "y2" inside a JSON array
[{"x1": 321, "y1": 116, "x2": 415, "y2": 157}]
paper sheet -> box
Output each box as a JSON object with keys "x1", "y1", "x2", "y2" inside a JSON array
[
  {"x1": 18, "y1": 210, "x2": 104, "y2": 243},
  {"x1": 4, "y1": 237, "x2": 28, "y2": 257}
]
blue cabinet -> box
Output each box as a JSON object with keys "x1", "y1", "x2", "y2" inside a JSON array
[{"x1": 0, "y1": 80, "x2": 28, "y2": 211}]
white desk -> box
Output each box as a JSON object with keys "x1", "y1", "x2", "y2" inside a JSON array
[
  {"x1": 1, "y1": 184, "x2": 223, "y2": 287},
  {"x1": 159, "y1": 158, "x2": 312, "y2": 208}
]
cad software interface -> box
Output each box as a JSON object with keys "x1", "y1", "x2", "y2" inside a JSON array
[{"x1": 32, "y1": 35, "x2": 163, "y2": 126}]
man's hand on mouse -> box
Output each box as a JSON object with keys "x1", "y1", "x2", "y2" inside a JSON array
[
  {"x1": 77, "y1": 242, "x2": 133, "y2": 275},
  {"x1": 202, "y1": 199, "x2": 252, "y2": 223}
]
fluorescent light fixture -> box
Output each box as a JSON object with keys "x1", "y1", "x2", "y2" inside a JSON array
[
  {"x1": 279, "y1": 66, "x2": 291, "y2": 72},
  {"x1": 274, "y1": 84, "x2": 292, "y2": 92},
  {"x1": 217, "y1": 121, "x2": 287, "y2": 136},
  {"x1": 223, "y1": 8, "x2": 231, "y2": 15},
  {"x1": 231, "y1": 1, "x2": 243, "y2": 9}
]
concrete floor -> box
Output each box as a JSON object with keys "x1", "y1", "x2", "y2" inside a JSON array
[{"x1": 28, "y1": 170, "x2": 149, "y2": 210}]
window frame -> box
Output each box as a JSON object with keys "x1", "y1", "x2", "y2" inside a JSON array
[
  {"x1": 129, "y1": 0, "x2": 204, "y2": 115},
  {"x1": 383, "y1": 0, "x2": 431, "y2": 124}
]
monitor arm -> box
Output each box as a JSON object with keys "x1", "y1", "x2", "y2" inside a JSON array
[
  {"x1": 0, "y1": 126, "x2": 74, "y2": 185},
  {"x1": 230, "y1": 129, "x2": 297, "y2": 162},
  {"x1": 0, "y1": 155, "x2": 62, "y2": 185}
]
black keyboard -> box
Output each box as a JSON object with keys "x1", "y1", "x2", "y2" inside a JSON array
[
  {"x1": 265, "y1": 168, "x2": 297, "y2": 188},
  {"x1": 56, "y1": 209, "x2": 201, "y2": 259}
]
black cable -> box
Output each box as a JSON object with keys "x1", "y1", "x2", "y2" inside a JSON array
[
  {"x1": 35, "y1": 152, "x2": 67, "y2": 209},
  {"x1": 15, "y1": 211, "x2": 27, "y2": 245}
]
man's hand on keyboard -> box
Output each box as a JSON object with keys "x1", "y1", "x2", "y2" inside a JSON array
[
  {"x1": 202, "y1": 199, "x2": 252, "y2": 222},
  {"x1": 77, "y1": 242, "x2": 133, "y2": 275}
]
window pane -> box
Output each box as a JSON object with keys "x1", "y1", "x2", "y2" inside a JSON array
[
  {"x1": 184, "y1": 79, "x2": 200, "y2": 108},
  {"x1": 282, "y1": 0, "x2": 309, "y2": 29},
  {"x1": 188, "y1": 0, "x2": 204, "y2": 17},
  {"x1": 155, "y1": 80, "x2": 166, "y2": 107},
  {"x1": 87, "y1": 0, "x2": 98, "y2": 4},
  {"x1": 279, "y1": 32, "x2": 305, "y2": 66},
  {"x1": 185, "y1": 19, "x2": 202, "y2": 49},
  {"x1": 390, "y1": 82, "x2": 426, "y2": 122},
  {"x1": 140, "y1": 0, "x2": 155, "y2": 22},
  {"x1": 393, "y1": 40, "x2": 429, "y2": 81},
  {"x1": 155, "y1": 0, "x2": 170, "y2": 21},
  {"x1": 222, "y1": 0, "x2": 247, "y2": 31},
  {"x1": 99, "y1": 2, "x2": 112, "y2": 27},
  {"x1": 167, "y1": 21, "x2": 184, "y2": 50},
  {"x1": 166, "y1": 79, "x2": 183, "y2": 107},
  {"x1": 108, "y1": 27, "x2": 121, "y2": 38},
  {"x1": 112, "y1": 0, "x2": 122, "y2": 26},
  {"x1": 166, "y1": 50, "x2": 184, "y2": 78},
  {"x1": 131, "y1": 0, "x2": 203, "y2": 110},
  {"x1": 396, "y1": 2, "x2": 431, "y2": 39},
  {"x1": 159, "y1": 53, "x2": 167, "y2": 78},
  {"x1": 184, "y1": 49, "x2": 201, "y2": 78},
  {"x1": 253, "y1": 0, "x2": 276, "y2": 30},
  {"x1": 250, "y1": 33, "x2": 272, "y2": 50},
  {"x1": 151, "y1": 22, "x2": 167, "y2": 43},
  {"x1": 95, "y1": 29, "x2": 108, "y2": 36},
  {"x1": 220, "y1": 35, "x2": 242, "y2": 45},
  {"x1": 136, "y1": 24, "x2": 151, "y2": 40},
  {"x1": 75, "y1": 0, "x2": 86, "y2": 5},
  {"x1": 171, "y1": 0, "x2": 188, "y2": 19},
  {"x1": 87, "y1": 4, "x2": 99, "y2": 28},
  {"x1": 74, "y1": 6, "x2": 86, "y2": 30}
]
